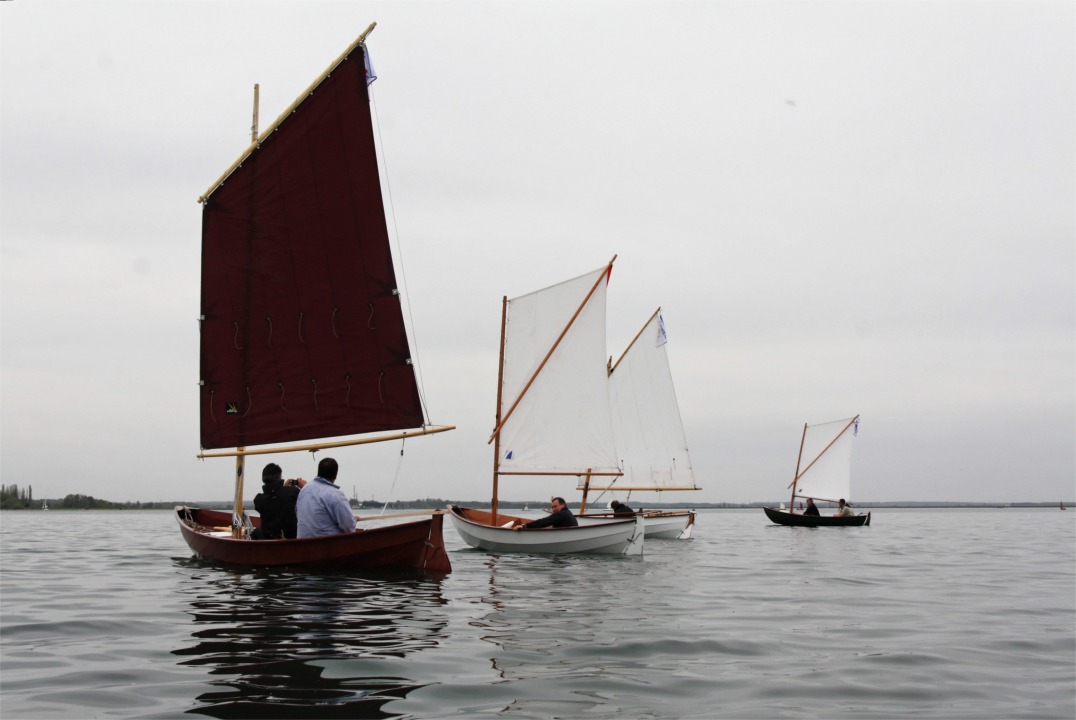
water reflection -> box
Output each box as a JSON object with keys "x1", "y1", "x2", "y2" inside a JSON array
[
  {"x1": 173, "y1": 560, "x2": 448, "y2": 719},
  {"x1": 465, "y1": 553, "x2": 649, "y2": 716}
]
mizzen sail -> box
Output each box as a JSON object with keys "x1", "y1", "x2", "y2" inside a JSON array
[
  {"x1": 597, "y1": 310, "x2": 697, "y2": 492},
  {"x1": 198, "y1": 43, "x2": 423, "y2": 450}
]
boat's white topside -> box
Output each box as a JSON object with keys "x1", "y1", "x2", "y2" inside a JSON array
[
  {"x1": 577, "y1": 511, "x2": 694, "y2": 539},
  {"x1": 449, "y1": 509, "x2": 644, "y2": 555}
]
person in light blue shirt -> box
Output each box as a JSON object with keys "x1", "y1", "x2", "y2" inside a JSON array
[{"x1": 296, "y1": 457, "x2": 357, "y2": 538}]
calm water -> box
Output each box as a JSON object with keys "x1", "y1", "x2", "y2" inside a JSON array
[{"x1": 1, "y1": 508, "x2": 1073, "y2": 719}]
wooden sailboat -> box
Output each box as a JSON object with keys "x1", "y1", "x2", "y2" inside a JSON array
[
  {"x1": 578, "y1": 309, "x2": 699, "y2": 539},
  {"x1": 175, "y1": 24, "x2": 454, "y2": 572},
  {"x1": 763, "y1": 415, "x2": 870, "y2": 527},
  {"x1": 449, "y1": 258, "x2": 645, "y2": 555}
]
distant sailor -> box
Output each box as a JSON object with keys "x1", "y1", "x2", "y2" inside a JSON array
[{"x1": 296, "y1": 458, "x2": 357, "y2": 537}]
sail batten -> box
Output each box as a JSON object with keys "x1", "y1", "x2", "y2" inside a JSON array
[{"x1": 199, "y1": 42, "x2": 423, "y2": 450}]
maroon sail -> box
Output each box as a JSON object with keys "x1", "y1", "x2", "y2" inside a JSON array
[{"x1": 198, "y1": 43, "x2": 423, "y2": 450}]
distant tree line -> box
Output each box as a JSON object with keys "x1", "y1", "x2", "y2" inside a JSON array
[
  {"x1": 0, "y1": 484, "x2": 33, "y2": 509},
  {"x1": 0, "y1": 486, "x2": 183, "y2": 510}
]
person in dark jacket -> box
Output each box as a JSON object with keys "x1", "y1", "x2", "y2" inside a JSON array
[
  {"x1": 803, "y1": 498, "x2": 820, "y2": 516},
  {"x1": 512, "y1": 496, "x2": 578, "y2": 530},
  {"x1": 251, "y1": 463, "x2": 305, "y2": 539},
  {"x1": 610, "y1": 500, "x2": 635, "y2": 516}
]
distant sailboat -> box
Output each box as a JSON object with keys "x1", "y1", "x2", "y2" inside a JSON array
[
  {"x1": 1061, "y1": 501, "x2": 1066, "y2": 511},
  {"x1": 41, "y1": 500, "x2": 48, "y2": 511},
  {"x1": 764, "y1": 416, "x2": 871, "y2": 527}
]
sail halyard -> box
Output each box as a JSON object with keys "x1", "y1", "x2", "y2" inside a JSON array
[{"x1": 198, "y1": 33, "x2": 433, "y2": 453}]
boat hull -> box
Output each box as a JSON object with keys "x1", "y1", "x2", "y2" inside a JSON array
[
  {"x1": 643, "y1": 510, "x2": 695, "y2": 539},
  {"x1": 449, "y1": 506, "x2": 644, "y2": 555},
  {"x1": 763, "y1": 506, "x2": 871, "y2": 527},
  {"x1": 175, "y1": 507, "x2": 451, "y2": 572},
  {"x1": 579, "y1": 510, "x2": 695, "y2": 539}
]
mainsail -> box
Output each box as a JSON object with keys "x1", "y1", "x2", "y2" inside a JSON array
[
  {"x1": 496, "y1": 265, "x2": 620, "y2": 477},
  {"x1": 791, "y1": 416, "x2": 859, "y2": 503},
  {"x1": 592, "y1": 310, "x2": 698, "y2": 492},
  {"x1": 198, "y1": 41, "x2": 423, "y2": 450}
]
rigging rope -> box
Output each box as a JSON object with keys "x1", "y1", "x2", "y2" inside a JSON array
[{"x1": 377, "y1": 436, "x2": 408, "y2": 517}]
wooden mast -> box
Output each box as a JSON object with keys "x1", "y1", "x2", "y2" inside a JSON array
[
  {"x1": 491, "y1": 296, "x2": 508, "y2": 525},
  {"x1": 229, "y1": 82, "x2": 261, "y2": 539},
  {"x1": 250, "y1": 84, "x2": 259, "y2": 143},
  {"x1": 580, "y1": 470, "x2": 593, "y2": 514},
  {"x1": 788, "y1": 423, "x2": 807, "y2": 511},
  {"x1": 231, "y1": 449, "x2": 246, "y2": 538}
]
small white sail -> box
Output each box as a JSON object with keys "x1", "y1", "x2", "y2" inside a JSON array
[{"x1": 794, "y1": 417, "x2": 858, "y2": 503}]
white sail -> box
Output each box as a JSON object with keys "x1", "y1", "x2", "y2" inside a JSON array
[
  {"x1": 497, "y1": 266, "x2": 620, "y2": 476},
  {"x1": 600, "y1": 311, "x2": 697, "y2": 491},
  {"x1": 794, "y1": 416, "x2": 858, "y2": 503}
]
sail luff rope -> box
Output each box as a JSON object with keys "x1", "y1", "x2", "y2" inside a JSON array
[{"x1": 370, "y1": 84, "x2": 433, "y2": 426}]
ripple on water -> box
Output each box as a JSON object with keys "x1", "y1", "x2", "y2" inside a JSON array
[{"x1": 1, "y1": 509, "x2": 1074, "y2": 719}]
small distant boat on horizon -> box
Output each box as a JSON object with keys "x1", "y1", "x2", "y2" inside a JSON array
[
  {"x1": 41, "y1": 500, "x2": 48, "y2": 511},
  {"x1": 763, "y1": 415, "x2": 871, "y2": 528},
  {"x1": 1061, "y1": 501, "x2": 1066, "y2": 511}
]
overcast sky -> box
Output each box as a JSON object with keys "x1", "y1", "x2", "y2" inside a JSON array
[{"x1": 2, "y1": 1, "x2": 1073, "y2": 506}]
